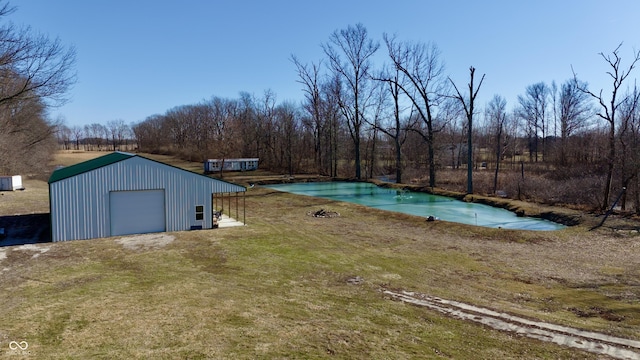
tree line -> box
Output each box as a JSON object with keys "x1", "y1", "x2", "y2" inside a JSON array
[
  {"x1": 0, "y1": 4, "x2": 637, "y2": 214},
  {"x1": 132, "y1": 24, "x2": 639, "y2": 213},
  {"x1": 56, "y1": 120, "x2": 135, "y2": 152}
]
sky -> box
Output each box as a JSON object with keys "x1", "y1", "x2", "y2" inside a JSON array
[{"x1": 9, "y1": 0, "x2": 640, "y2": 127}]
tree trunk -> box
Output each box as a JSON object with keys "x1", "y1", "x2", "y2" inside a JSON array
[
  {"x1": 467, "y1": 119, "x2": 473, "y2": 194},
  {"x1": 395, "y1": 137, "x2": 402, "y2": 184},
  {"x1": 493, "y1": 124, "x2": 503, "y2": 194},
  {"x1": 427, "y1": 129, "x2": 436, "y2": 187},
  {"x1": 331, "y1": 116, "x2": 338, "y2": 177},
  {"x1": 354, "y1": 134, "x2": 361, "y2": 180},
  {"x1": 423, "y1": 96, "x2": 437, "y2": 188},
  {"x1": 368, "y1": 126, "x2": 378, "y2": 180},
  {"x1": 449, "y1": 66, "x2": 484, "y2": 194},
  {"x1": 603, "y1": 120, "x2": 615, "y2": 210},
  {"x1": 634, "y1": 175, "x2": 640, "y2": 215}
]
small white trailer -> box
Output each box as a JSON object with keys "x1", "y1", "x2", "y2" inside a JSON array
[
  {"x1": 0, "y1": 175, "x2": 23, "y2": 191},
  {"x1": 204, "y1": 158, "x2": 259, "y2": 173}
]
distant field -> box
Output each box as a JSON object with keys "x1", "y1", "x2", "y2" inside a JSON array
[
  {"x1": 52, "y1": 150, "x2": 201, "y2": 169},
  {"x1": 51, "y1": 150, "x2": 107, "y2": 167},
  {"x1": 51, "y1": 150, "x2": 323, "y2": 185},
  {"x1": 51, "y1": 151, "x2": 257, "y2": 177},
  {"x1": 0, "y1": 150, "x2": 637, "y2": 358}
]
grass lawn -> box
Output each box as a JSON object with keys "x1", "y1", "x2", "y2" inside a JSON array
[
  {"x1": 51, "y1": 150, "x2": 107, "y2": 167},
  {"x1": 0, "y1": 151, "x2": 638, "y2": 358}
]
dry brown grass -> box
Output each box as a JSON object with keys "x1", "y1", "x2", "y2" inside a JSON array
[
  {"x1": 0, "y1": 180, "x2": 50, "y2": 215},
  {"x1": 51, "y1": 150, "x2": 204, "y2": 174},
  {"x1": 429, "y1": 167, "x2": 617, "y2": 212},
  {"x1": 0, "y1": 151, "x2": 638, "y2": 358},
  {"x1": 51, "y1": 150, "x2": 107, "y2": 167}
]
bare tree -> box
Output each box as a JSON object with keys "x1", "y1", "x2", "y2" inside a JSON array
[
  {"x1": 255, "y1": 89, "x2": 278, "y2": 169},
  {"x1": 236, "y1": 92, "x2": 258, "y2": 159},
  {"x1": 323, "y1": 23, "x2": 379, "y2": 180},
  {"x1": 84, "y1": 122, "x2": 108, "y2": 151},
  {"x1": 70, "y1": 125, "x2": 83, "y2": 150},
  {"x1": 274, "y1": 102, "x2": 301, "y2": 175},
  {"x1": 383, "y1": 34, "x2": 449, "y2": 187},
  {"x1": 0, "y1": 2, "x2": 76, "y2": 107},
  {"x1": 556, "y1": 78, "x2": 593, "y2": 165},
  {"x1": 616, "y1": 85, "x2": 640, "y2": 211},
  {"x1": 0, "y1": 97, "x2": 56, "y2": 175},
  {"x1": 0, "y1": 1, "x2": 76, "y2": 174},
  {"x1": 164, "y1": 106, "x2": 190, "y2": 151},
  {"x1": 374, "y1": 63, "x2": 411, "y2": 183},
  {"x1": 362, "y1": 80, "x2": 386, "y2": 179},
  {"x1": 485, "y1": 95, "x2": 508, "y2": 194},
  {"x1": 442, "y1": 114, "x2": 465, "y2": 170},
  {"x1": 55, "y1": 123, "x2": 71, "y2": 150},
  {"x1": 321, "y1": 73, "x2": 344, "y2": 177},
  {"x1": 208, "y1": 97, "x2": 240, "y2": 177},
  {"x1": 449, "y1": 66, "x2": 485, "y2": 194},
  {"x1": 133, "y1": 116, "x2": 164, "y2": 152},
  {"x1": 94, "y1": 123, "x2": 108, "y2": 151},
  {"x1": 517, "y1": 82, "x2": 549, "y2": 162},
  {"x1": 83, "y1": 124, "x2": 94, "y2": 150},
  {"x1": 291, "y1": 56, "x2": 326, "y2": 173},
  {"x1": 627, "y1": 95, "x2": 640, "y2": 214},
  {"x1": 106, "y1": 119, "x2": 128, "y2": 151},
  {"x1": 574, "y1": 43, "x2": 640, "y2": 209}
]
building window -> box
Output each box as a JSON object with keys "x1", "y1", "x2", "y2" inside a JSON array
[{"x1": 195, "y1": 205, "x2": 204, "y2": 221}]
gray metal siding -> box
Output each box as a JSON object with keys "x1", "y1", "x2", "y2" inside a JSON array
[{"x1": 50, "y1": 156, "x2": 245, "y2": 242}]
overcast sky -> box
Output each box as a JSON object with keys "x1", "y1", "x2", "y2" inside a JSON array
[{"x1": 10, "y1": 0, "x2": 640, "y2": 127}]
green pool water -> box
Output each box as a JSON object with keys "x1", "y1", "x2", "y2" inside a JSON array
[{"x1": 264, "y1": 182, "x2": 566, "y2": 231}]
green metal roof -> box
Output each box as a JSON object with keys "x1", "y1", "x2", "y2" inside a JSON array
[
  {"x1": 48, "y1": 151, "x2": 246, "y2": 192},
  {"x1": 48, "y1": 152, "x2": 135, "y2": 184}
]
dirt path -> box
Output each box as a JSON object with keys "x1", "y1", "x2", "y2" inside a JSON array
[{"x1": 383, "y1": 289, "x2": 640, "y2": 360}]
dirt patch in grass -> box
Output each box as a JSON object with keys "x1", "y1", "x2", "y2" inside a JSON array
[
  {"x1": 384, "y1": 289, "x2": 640, "y2": 359},
  {"x1": 1, "y1": 244, "x2": 52, "y2": 265},
  {"x1": 568, "y1": 306, "x2": 625, "y2": 322},
  {"x1": 115, "y1": 233, "x2": 175, "y2": 251},
  {"x1": 12, "y1": 244, "x2": 51, "y2": 256}
]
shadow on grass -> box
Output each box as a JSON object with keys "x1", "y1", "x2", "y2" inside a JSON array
[{"x1": 0, "y1": 213, "x2": 51, "y2": 247}]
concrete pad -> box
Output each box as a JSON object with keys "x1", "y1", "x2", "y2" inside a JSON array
[{"x1": 216, "y1": 214, "x2": 244, "y2": 228}]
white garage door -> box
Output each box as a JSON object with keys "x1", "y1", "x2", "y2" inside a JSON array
[{"x1": 110, "y1": 190, "x2": 166, "y2": 236}]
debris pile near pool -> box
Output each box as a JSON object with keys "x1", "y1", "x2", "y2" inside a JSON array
[{"x1": 307, "y1": 209, "x2": 340, "y2": 218}]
